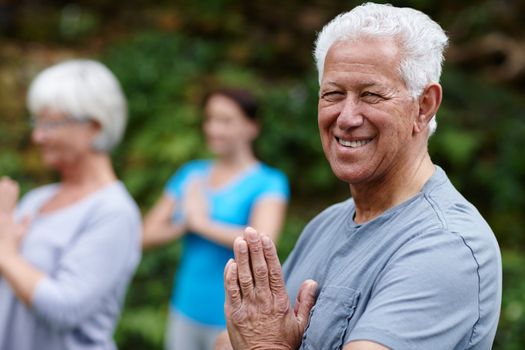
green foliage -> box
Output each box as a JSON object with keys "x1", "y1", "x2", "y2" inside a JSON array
[
  {"x1": 430, "y1": 68, "x2": 525, "y2": 248},
  {"x1": 116, "y1": 306, "x2": 166, "y2": 348},
  {"x1": 2, "y1": 0, "x2": 525, "y2": 347},
  {"x1": 495, "y1": 251, "x2": 525, "y2": 349},
  {"x1": 59, "y1": 4, "x2": 100, "y2": 42},
  {"x1": 104, "y1": 32, "x2": 217, "y2": 206}
]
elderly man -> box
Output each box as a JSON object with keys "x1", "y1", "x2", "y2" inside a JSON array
[{"x1": 217, "y1": 3, "x2": 501, "y2": 350}]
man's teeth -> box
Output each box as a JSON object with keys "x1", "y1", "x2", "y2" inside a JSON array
[{"x1": 338, "y1": 138, "x2": 371, "y2": 148}]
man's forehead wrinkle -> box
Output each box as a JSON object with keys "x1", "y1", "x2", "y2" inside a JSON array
[{"x1": 322, "y1": 74, "x2": 389, "y2": 89}]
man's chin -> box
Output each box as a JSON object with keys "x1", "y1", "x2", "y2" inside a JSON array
[{"x1": 331, "y1": 166, "x2": 370, "y2": 186}]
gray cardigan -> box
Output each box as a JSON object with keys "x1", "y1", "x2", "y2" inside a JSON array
[{"x1": 0, "y1": 182, "x2": 141, "y2": 350}]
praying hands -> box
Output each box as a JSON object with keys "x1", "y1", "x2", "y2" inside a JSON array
[{"x1": 222, "y1": 227, "x2": 318, "y2": 350}]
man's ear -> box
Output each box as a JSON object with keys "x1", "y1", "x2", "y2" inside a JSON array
[{"x1": 414, "y1": 83, "x2": 442, "y2": 135}]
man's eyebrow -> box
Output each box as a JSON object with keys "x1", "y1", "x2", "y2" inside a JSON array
[
  {"x1": 321, "y1": 79, "x2": 385, "y2": 89},
  {"x1": 320, "y1": 81, "x2": 340, "y2": 89}
]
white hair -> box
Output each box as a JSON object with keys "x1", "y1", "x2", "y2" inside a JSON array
[
  {"x1": 314, "y1": 3, "x2": 448, "y2": 135},
  {"x1": 27, "y1": 59, "x2": 127, "y2": 152}
]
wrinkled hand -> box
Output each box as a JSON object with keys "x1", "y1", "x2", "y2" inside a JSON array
[
  {"x1": 0, "y1": 177, "x2": 19, "y2": 214},
  {"x1": 224, "y1": 227, "x2": 318, "y2": 350},
  {"x1": 184, "y1": 177, "x2": 209, "y2": 232}
]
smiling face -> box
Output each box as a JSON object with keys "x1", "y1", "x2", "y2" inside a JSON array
[
  {"x1": 31, "y1": 109, "x2": 100, "y2": 170},
  {"x1": 203, "y1": 94, "x2": 259, "y2": 157},
  {"x1": 318, "y1": 36, "x2": 424, "y2": 187}
]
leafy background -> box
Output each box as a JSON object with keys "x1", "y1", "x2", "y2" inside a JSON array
[{"x1": 1, "y1": 0, "x2": 524, "y2": 348}]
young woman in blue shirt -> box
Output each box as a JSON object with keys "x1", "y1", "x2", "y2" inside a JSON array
[{"x1": 142, "y1": 88, "x2": 290, "y2": 350}]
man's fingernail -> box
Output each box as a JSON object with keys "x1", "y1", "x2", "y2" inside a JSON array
[
  {"x1": 308, "y1": 280, "x2": 318, "y2": 293},
  {"x1": 262, "y1": 235, "x2": 271, "y2": 248},
  {"x1": 246, "y1": 227, "x2": 258, "y2": 242},
  {"x1": 238, "y1": 240, "x2": 248, "y2": 253}
]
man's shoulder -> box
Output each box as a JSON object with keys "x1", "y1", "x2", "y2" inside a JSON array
[
  {"x1": 422, "y1": 167, "x2": 497, "y2": 248},
  {"x1": 290, "y1": 198, "x2": 354, "y2": 250},
  {"x1": 307, "y1": 197, "x2": 354, "y2": 227},
  {"x1": 418, "y1": 167, "x2": 501, "y2": 348},
  {"x1": 320, "y1": 197, "x2": 355, "y2": 216}
]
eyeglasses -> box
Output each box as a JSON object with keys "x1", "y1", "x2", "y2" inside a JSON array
[{"x1": 29, "y1": 117, "x2": 90, "y2": 130}]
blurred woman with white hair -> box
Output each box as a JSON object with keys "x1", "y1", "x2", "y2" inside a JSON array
[{"x1": 0, "y1": 59, "x2": 141, "y2": 350}]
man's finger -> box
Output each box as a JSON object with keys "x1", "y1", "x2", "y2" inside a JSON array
[
  {"x1": 223, "y1": 257, "x2": 233, "y2": 283},
  {"x1": 233, "y1": 237, "x2": 254, "y2": 298},
  {"x1": 294, "y1": 279, "x2": 318, "y2": 329},
  {"x1": 261, "y1": 233, "x2": 287, "y2": 297},
  {"x1": 244, "y1": 227, "x2": 270, "y2": 292},
  {"x1": 224, "y1": 260, "x2": 242, "y2": 311}
]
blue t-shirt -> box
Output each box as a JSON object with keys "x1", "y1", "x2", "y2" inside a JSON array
[
  {"x1": 283, "y1": 166, "x2": 501, "y2": 349},
  {"x1": 165, "y1": 159, "x2": 289, "y2": 326}
]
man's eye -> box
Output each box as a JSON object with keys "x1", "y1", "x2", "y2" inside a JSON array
[
  {"x1": 321, "y1": 91, "x2": 344, "y2": 101},
  {"x1": 361, "y1": 91, "x2": 383, "y2": 102}
]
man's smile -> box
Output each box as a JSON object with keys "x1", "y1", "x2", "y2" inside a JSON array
[{"x1": 336, "y1": 137, "x2": 373, "y2": 148}]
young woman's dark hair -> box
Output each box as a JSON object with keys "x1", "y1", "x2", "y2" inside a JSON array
[{"x1": 203, "y1": 88, "x2": 258, "y2": 121}]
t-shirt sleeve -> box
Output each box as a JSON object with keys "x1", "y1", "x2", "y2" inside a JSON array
[
  {"x1": 346, "y1": 229, "x2": 481, "y2": 350},
  {"x1": 165, "y1": 164, "x2": 190, "y2": 200},
  {"x1": 257, "y1": 169, "x2": 290, "y2": 201},
  {"x1": 165, "y1": 161, "x2": 203, "y2": 200}
]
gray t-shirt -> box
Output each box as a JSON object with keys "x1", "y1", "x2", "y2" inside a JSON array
[
  {"x1": 283, "y1": 166, "x2": 501, "y2": 350},
  {"x1": 0, "y1": 182, "x2": 141, "y2": 350}
]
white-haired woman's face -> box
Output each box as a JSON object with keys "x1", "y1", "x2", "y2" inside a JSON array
[
  {"x1": 31, "y1": 108, "x2": 101, "y2": 170},
  {"x1": 202, "y1": 95, "x2": 259, "y2": 157}
]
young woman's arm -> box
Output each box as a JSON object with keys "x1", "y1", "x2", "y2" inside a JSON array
[
  {"x1": 186, "y1": 192, "x2": 287, "y2": 248},
  {"x1": 142, "y1": 194, "x2": 185, "y2": 250}
]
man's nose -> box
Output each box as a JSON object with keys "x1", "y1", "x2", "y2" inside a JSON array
[{"x1": 336, "y1": 96, "x2": 364, "y2": 130}]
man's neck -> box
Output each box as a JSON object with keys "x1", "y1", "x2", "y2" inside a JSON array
[{"x1": 350, "y1": 153, "x2": 435, "y2": 224}]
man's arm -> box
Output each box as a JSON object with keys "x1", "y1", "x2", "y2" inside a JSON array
[
  {"x1": 344, "y1": 341, "x2": 390, "y2": 350},
  {"x1": 214, "y1": 314, "x2": 391, "y2": 350}
]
